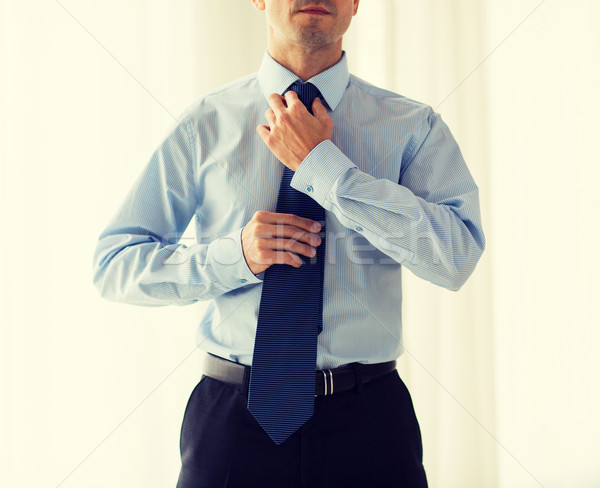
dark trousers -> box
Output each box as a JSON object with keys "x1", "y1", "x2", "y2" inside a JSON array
[{"x1": 176, "y1": 367, "x2": 428, "y2": 488}]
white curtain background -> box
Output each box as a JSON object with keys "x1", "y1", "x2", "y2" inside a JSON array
[{"x1": 1, "y1": 1, "x2": 599, "y2": 487}]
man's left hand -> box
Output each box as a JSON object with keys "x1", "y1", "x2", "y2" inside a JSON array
[{"x1": 257, "y1": 91, "x2": 333, "y2": 172}]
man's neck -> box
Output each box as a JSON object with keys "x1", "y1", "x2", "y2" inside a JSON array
[{"x1": 267, "y1": 42, "x2": 343, "y2": 81}]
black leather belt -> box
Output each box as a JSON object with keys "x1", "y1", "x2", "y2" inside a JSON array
[{"x1": 203, "y1": 353, "x2": 397, "y2": 396}]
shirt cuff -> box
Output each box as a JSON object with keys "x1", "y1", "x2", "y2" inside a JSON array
[
  {"x1": 207, "y1": 227, "x2": 263, "y2": 289},
  {"x1": 291, "y1": 140, "x2": 357, "y2": 206}
]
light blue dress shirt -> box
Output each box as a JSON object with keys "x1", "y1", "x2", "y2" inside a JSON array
[{"x1": 93, "y1": 51, "x2": 485, "y2": 369}]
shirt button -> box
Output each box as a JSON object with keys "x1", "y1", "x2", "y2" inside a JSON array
[
  {"x1": 355, "y1": 226, "x2": 363, "y2": 232},
  {"x1": 306, "y1": 185, "x2": 313, "y2": 193},
  {"x1": 240, "y1": 279, "x2": 247, "y2": 284}
]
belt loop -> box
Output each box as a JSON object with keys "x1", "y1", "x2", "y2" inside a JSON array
[
  {"x1": 242, "y1": 364, "x2": 251, "y2": 396},
  {"x1": 350, "y1": 362, "x2": 364, "y2": 393}
]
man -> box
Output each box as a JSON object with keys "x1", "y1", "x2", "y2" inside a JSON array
[{"x1": 93, "y1": 0, "x2": 485, "y2": 486}]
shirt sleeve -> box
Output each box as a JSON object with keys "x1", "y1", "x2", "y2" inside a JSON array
[
  {"x1": 290, "y1": 109, "x2": 485, "y2": 291},
  {"x1": 92, "y1": 117, "x2": 261, "y2": 306}
]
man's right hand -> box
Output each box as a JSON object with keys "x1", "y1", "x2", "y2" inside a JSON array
[{"x1": 241, "y1": 211, "x2": 322, "y2": 275}]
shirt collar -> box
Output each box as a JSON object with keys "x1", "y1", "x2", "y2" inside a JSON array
[{"x1": 257, "y1": 51, "x2": 350, "y2": 111}]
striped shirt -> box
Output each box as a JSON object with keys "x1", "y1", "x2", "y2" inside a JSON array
[{"x1": 93, "y1": 51, "x2": 485, "y2": 369}]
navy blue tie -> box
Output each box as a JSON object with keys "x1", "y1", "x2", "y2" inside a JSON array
[{"x1": 248, "y1": 81, "x2": 326, "y2": 445}]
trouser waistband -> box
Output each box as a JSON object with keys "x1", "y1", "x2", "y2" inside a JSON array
[{"x1": 202, "y1": 353, "x2": 397, "y2": 396}]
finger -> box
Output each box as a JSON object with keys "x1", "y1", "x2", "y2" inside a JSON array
[
  {"x1": 263, "y1": 238, "x2": 317, "y2": 258},
  {"x1": 283, "y1": 90, "x2": 303, "y2": 109},
  {"x1": 258, "y1": 227, "x2": 322, "y2": 246},
  {"x1": 279, "y1": 226, "x2": 322, "y2": 246},
  {"x1": 267, "y1": 93, "x2": 287, "y2": 114},
  {"x1": 253, "y1": 223, "x2": 321, "y2": 246},
  {"x1": 312, "y1": 97, "x2": 328, "y2": 119},
  {"x1": 264, "y1": 108, "x2": 276, "y2": 126},
  {"x1": 256, "y1": 124, "x2": 271, "y2": 142},
  {"x1": 273, "y1": 251, "x2": 303, "y2": 268},
  {"x1": 265, "y1": 225, "x2": 322, "y2": 249},
  {"x1": 274, "y1": 213, "x2": 322, "y2": 233},
  {"x1": 252, "y1": 248, "x2": 302, "y2": 268},
  {"x1": 253, "y1": 211, "x2": 322, "y2": 233}
]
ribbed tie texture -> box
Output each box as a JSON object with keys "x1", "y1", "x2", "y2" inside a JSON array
[{"x1": 248, "y1": 81, "x2": 326, "y2": 445}]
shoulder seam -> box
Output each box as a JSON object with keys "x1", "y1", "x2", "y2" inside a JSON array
[
  {"x1": 401, "y1": 107, "x2": 436, "y2": 178},
  {"x1": 201, "y1": 72, "x2": 259, "y2": 99},
  {"x1": 348, "y1": 74, "x2": 431, "y2": 110}
]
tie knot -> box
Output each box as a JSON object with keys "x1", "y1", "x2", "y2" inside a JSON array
[{"x1": 286, "y1": 81, "x2": 322, "y2": 114}]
